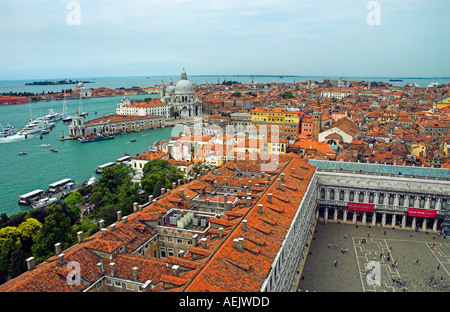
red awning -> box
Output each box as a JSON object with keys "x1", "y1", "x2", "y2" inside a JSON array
[
  {"x1": 408, "y1": 208, "x2": 436, "y2": 218},
  {"x1": 347, "y1": 202, "x2": 374, "y2": 212}
]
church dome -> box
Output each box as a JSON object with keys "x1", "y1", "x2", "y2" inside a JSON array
[{"x1": 175, "y1": 79, "x2": 194, "y2": 93}]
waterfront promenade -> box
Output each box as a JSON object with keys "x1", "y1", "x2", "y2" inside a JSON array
[{"x1": 295, "y1": 220, "x2": 450, "y2": 292}]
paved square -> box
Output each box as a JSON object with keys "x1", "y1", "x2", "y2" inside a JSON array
[{"x1": 296, "y1": 220, "x2": 450, "y2": 292}]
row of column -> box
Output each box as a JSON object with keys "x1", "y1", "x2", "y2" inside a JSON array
[
  {"x1": 322, "y1": 188, "x2": 443, "y2": 210},
  {"x1": 318, "y1": 208, "x2": 439, "y2": 232}
]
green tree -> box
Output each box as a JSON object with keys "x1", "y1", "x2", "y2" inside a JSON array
[
  {"x1": 281, "y1": 91, "x2": 295, "y2": 99},
  {"x1": 32, "y1": 205, "x2": 76, "y2": 264},
  {"x1": 231, "y1": 91, "x2": 242, "y2": 98}
]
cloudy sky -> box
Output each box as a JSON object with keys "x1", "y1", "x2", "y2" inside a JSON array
[{"x1": 0, "y1": 0, "x2": 448, "y2": 80}]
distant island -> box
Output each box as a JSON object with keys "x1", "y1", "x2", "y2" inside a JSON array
[{"x1": 25, "y1": 79, "x2": 94, "y2": 86}]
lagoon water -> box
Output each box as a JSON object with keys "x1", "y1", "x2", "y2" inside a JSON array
[
  {"x1": 1, "y1": 75, "x2": 449, "y2": 216},
  {"x1": 0, "y1": 93, "x2": 175, "y2": 216}
]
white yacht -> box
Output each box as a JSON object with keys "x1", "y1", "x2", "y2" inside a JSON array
[
  {"x1": 43, "y1": 109, "x2": 62, "y2": 122},
  {"x1": 20, "y1": 118, "x2": 50, "y2": 135},
  {"x1": 87, "y1": 176, "x2": 98, "y2": 186},
  {"x1": 31, "y1": 197, "x2": 59, "y2": 209},
  {"x1": 0, "y1": 124, "x2": 19, "y2": 137}
]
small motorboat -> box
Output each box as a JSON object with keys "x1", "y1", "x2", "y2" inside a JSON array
[
  {"x1": 129, "y1": 139, "x2": 137, "y2": 143},
  {"x1": 40, "y1": 144, "x2": 51, "y2": 147},
  {"x1": 18, "y1": 152, "x2": 28, "y2": 156},
  {"x1": 50, "y1": 149, "x2": 58, "y2": 153}
]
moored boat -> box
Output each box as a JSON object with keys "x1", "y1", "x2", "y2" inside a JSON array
[{"x1": 31, "y1": 197, "x2": 59, "y2": 209}]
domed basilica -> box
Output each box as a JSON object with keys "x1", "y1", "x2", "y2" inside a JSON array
[{"x1": 160, "y1": 68, "x2": 202, "y2": 118}]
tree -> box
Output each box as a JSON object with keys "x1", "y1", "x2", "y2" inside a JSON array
[
  {"x1": 231, "y1": 91, "x2": 242, "y2": 98},
  {"x1": 32, "y1": 205, "x2": 76, "y2": 264},
  {"x1": 281, "y1": 91, "x2": 295, "y2": 99},
  {"x1": 153, "y1": 180, "x2": 162, "y2": 198}
]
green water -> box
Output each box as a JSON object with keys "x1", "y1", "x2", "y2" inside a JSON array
[{"x1": 0, "y1": 95, "x2": 175, "y2": 216}]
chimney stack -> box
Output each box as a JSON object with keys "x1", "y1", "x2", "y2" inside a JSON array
[
  {"x1": 219, "y1": 227, "x2": 224, "y2": 239},
  {"x1": 267, "y1": 193, "x2": 273, "y2": 204},
  {"x1": 99, "y1": 219, "x2": 105, "y2": 229},
  {"x1": 77, "y1": 231, "x2": 83, "y2": 243},
  {"x1": 55, "y1": 242, "x2": 62, "y2": 255},
  {"x1": 239, "y1": 179, "x2": 242, "y2": 187},
  {"x1": 233, "y1": 238, "x2": 244, "y2": 252},
  {"x1": 242, "y1": 219, "x2": 248, "y2": 232},
  {"x1": 58, "y1": 253, "x2": 65, "y2": 265},
  {"x1": 258, "y1": 204, "x2": 263, "y2": 214},
  {"x1": 97, "y1": 262, "x2": 104, "y2": 276},
  {"x1": 122, "y1": 216, "x2": 128, "y2": 223},
  {"x1": 179, "y1": 189, "x2": 184, "y2": 198},
  {"x1": 149, "y1": 195, "x2": 154, "y2": 203},
  {"x1": 172, "y1": 265, "x2": 180, "y2": 277},
  {"x1": 141, "y1": 280, "x2": 152, "y2": 292},
  {"x1": 281, "y1": 173, "x2": 285, "y2": 182},
  {"x1": 246, "y1": 196, "x2": 251, "y2": 206},
  {"x1": 186, "y1": 195, "x2": 191, "y2": 208},
  {"x1": 101, "y1": 228, "x2": 107, "y2": 235},
  {"x1": 117, "y1": 211, "x2": 122, "y2": 222},
  {"x1": 277, "y1": 179, "x2": 281, "y2": 189},
  {"x1": 226, "y1": 201, "x2": 233, "y2": 211},
  {"x1": 26, "y1": 257, "x2": 35, "y2": 271},
  {"x1": 133, "y1": 202, "x2": 139, "y2": 212},
  {"x1": 132, "y1": 266, "x2": 138, "y2": 281},
  {"x1": 200, "y1": 237, "x2": 207, "y2": 249},
  {"x1": 248, "y1": 180, "x2": 252, "y2": 189},
  {"x1": 161, "y1": 188, "x2": 165, "y2": 195},
  {"x1": 109, "y1": 262, "x2": 116, "y2": 277},
  {"x1": 172, "y1": 182, "x2": 176, "y2": 189},
  {"x1": 281, "y1": 184, "x2": 285, "y2": 192},
  {"x1": 177, "y1": 179, "x2": 181, "y2": 186}
]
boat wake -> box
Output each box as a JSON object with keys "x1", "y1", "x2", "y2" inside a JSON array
[{"x1": 0, "y1": 133, "x2": 31, "y2": 143}]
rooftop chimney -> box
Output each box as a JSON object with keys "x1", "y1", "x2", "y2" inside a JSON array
[
  {"x1": 242, "y1": 219, "x2": 248, "y2": 232},
  {"x1": 149, "y1": 195, "x2": 154, "y2": 203},
  {"x1": 233, "y1": 237, "x2": 244, "y2": 252},
  {"x1": 248, "y1": 180, "x2": 252, "y2": 189},
  {"x1": 239, "y1": 179, "x2": 242, "y2": 187},
  {"x1": 133, "y1": 202, "x2": 139, "y2": 212},
  {"x1": 101, "y1": 228, "x2": 108, "y2": 235},
  {"x1": 122, "y1": 216, "x2": 128, "y2": 223},
  {"x1": 117, "y1": 210, "x2": 122, "y2": 222},
  {"x1": 277, "y1": 179, "x2": 281, "y2": 189},
  {"x1": 99, "y1": 219, "x2": 105, "y2": 229},
  {"x1": 132, "y1": 266, "x2": 138, "y2": 281},
  {"x1": 258, "y1": 204, "x2": 263, "y2": 214},
  {"x1": 219, "y1": 227, "x2": 224, "y2": 239},
  {"x1": 77, "y1": 231, "x2": 83, "y2": 243},
  {"x1": 109, "y1": 223, "x2": 116, "y2": 232},
  {"x1": 55, "y1": 242, "x2": 62, "y2": 255},
  {"x1": 161, "y1": 188, "x2": 165, "y2": 195},
  {"x1": 246, "y1": 196, "x2": 251, "y2": 206},
  {"x1": 179, "y1": 189, "x2": 184, "y2": 198},
  {"x1": 226, "y1": 201, "x2": 233, "y2": 211},
  {"x1": 267, "y1": 193, "x2": 273, "y2": 204},
  {"x1": 281, "y1": 184, "x2": 285, "y2": 192},
  {"x1": 172, "y1": 265, "x2": 180, "y2": 277},
  {"x1": 97, "y1": 262, "x2": 104, "y2": 276},
  {"x1": 58, "y1": 253, "x2": 65, "y2": 265},
  {"x1": 186, "y1": 195, "x2": 191, "y2": 208},
  {"x1": 224, "y1": 178, "x2": 227, "y2": 186},
  {"x1": 177, "y1": 179, "x2": 181, "y2": 186},
  {"x1": 200, "y1": 237, "x2": 207, "y2": 249},
  {"x1": 26, "y1": 257, "x2": 35, "y2": 271},
  {"x1": 281, "y1": 173, "x2": 285, "y2": 182},
  {"x1": 172, "y1": 182, "x2": 176, "y2": 189},
  {"x1": 109, "y1": 262, "x2": 116, "y2": 277}
]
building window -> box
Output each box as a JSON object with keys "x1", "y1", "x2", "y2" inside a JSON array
[{"x1": 114, "y1": 281, "x2": 122, "y2": 288}]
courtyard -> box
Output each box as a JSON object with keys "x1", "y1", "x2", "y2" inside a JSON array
[{"x1": 296, "y1": 220, "x2": 450, "y2": 292}]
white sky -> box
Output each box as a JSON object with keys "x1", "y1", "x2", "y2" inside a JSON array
[{"x1": 0, "y1": 0, "x2": 449, "y2": 79}]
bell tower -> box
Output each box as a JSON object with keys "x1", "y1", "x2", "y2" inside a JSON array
[{"x1": 313, "y1": 97, "x2": 322, "y2": 138}]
